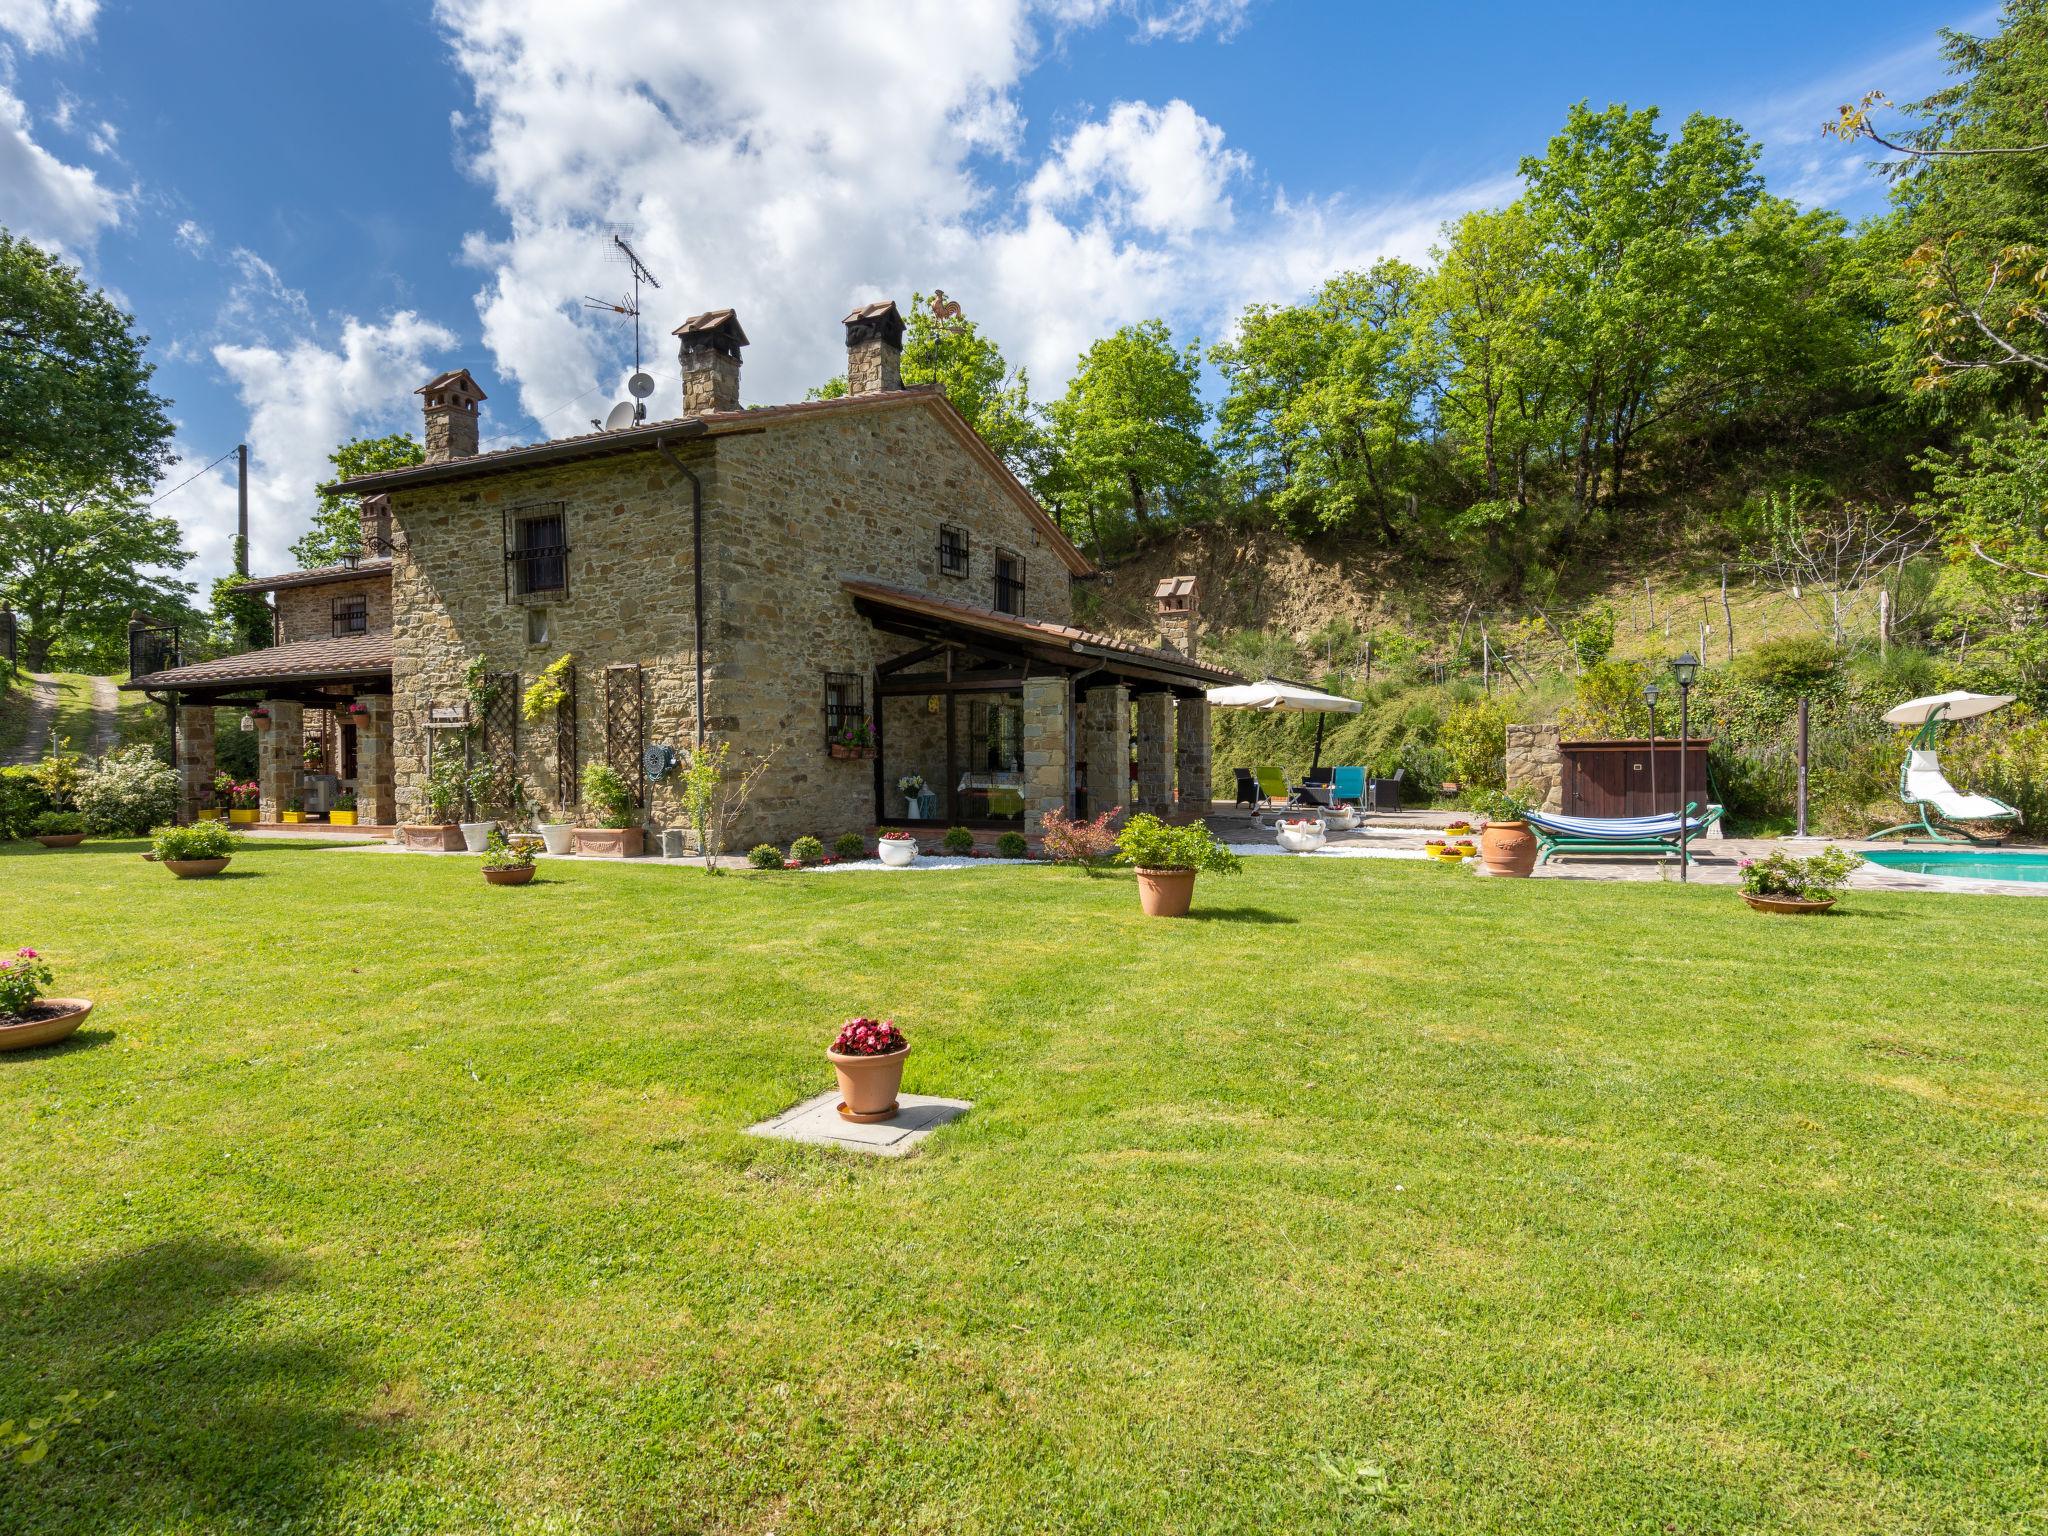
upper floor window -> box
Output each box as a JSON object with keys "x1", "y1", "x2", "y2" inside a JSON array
[
  {"x1": 506, "y1": 505, "x2": 568, "y2": 599},
  {"x1": 938, "y1": 523, "x2": 969, "y2": 578},
  {"x1": 330, "y1": 594, "x2": 367, "y2": 636},
  {"x1": 993, "y1": 549, "x2": 1025, "y2": 615}
]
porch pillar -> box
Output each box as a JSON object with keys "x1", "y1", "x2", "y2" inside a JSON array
[
  {"x1": 258, "y1": 699, "x2": 304, "y2": 820},
  {"x1": 1020, "y1": 675, "x2": 1068, "y2": 837},
  {"x1": 176, "y1": 703, "x2": 215, "y2": 823},
  {"x1": 1083, "y1": 683, "x2": 1130, "y2": 825},
  {"x1": 1175, "y1": 694, "x2": 1212, "y2": 820},
  {"x1": 357, "y1": 696, "x2": 395, "y2": 825},
  {"x1": 1135, "y1": 692, "x2": 1173, "y2": 817}
]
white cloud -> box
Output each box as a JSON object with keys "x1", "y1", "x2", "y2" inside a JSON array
[
  {"x1": 1027, "y1": 98, "x2": 1249, "y2": 237},
  {"x1": 173, "y1": 217, "x2": 209, "y2": 253},
  {"x1": 0, "y1": 82, "x2": 121, "y2": 250},
  {"x1": 161, "y1": 311, "x2": 460, "y2": 582},
  {"x1": 0, "y1": 0, "x2": 96, "y2": 52},
  {"x1": 1038, "y1": 0, "x2": 1256, "y2": 42}
]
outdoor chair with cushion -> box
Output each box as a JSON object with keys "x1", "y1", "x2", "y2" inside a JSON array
[
  {"x1": 1330, "y1": 766, "x2": 1367, "y2": 807},
  {"x1": 1368, "y1": 768, "x2": 1405, "y2": 811},
  {"x1": 1524, "y1": 803, "x2": 1723, "y2": 866},
  {"x1": 1870, "y1": 748, "x2": 2020, "y2": 844},
  {"x1": 1233, "y1": 768, "x2": 1260, "y2": 813}
]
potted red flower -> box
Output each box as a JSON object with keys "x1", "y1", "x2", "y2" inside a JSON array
[
  {"x1": 0, "y1": 947, "x2": 91, "y2": 1052},
  {"x1": 827, "y1": 1016, "x2": 909, "y2": 1123},
  {"x1": 877, "y1": 829, "x2": 919, "y2": 867}
]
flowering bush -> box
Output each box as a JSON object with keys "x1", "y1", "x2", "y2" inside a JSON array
[
  {"x1": 74, "y1": 746, "x2": 180, "y2": 835},
  {"x1": 228, "y1": 780, "x2": 260, "y2": 810},
  {"x1": 746, "y1": 843, "x2": 783, "y2": 870},
  {"x1": 1739, "y1": 846, "x2": 1862, "y2": 901},
  {"x1": 880, "y1": 829, "x2": 917, "y2": 841},
  {"x1": 831, "y1": 1016, "x2": 906, "y2": 1056},
  {"x1": 0, "y1": 947, "x2": 53, "y2": 1018},
  {"x1": 830, "y1": 719, "x2": 875, "y2": 752},
  {"x1": 1038, "y1": 806, "x2": 1120, "y2": 865}
]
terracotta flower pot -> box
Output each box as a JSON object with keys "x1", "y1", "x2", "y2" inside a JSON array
[
  {"x1": 32, "y1": 833, "x2": 86, "y2": 848},
  {"x1": 1135, "y1": 866, "x2": 1198, "y2": 917},
  {"x1": 0, "y1": 997, "x2": 92, "y2": 1052},
  {"x1": 573, "y1": 827, "x2": 644, "y2": 858},
  {"x1": 483, "y1": 865, "x2": 536, "y2": 886},
  {"x1": 1742, "y1": 893, "x2": 1837, "y2": 915},
  {"x1": 401, "y1": 824, "x2": 466, "y2": 852},
  {"x1": 828, "y1": 1043, "x2": 909, "y2": 1123},
  {"x1": 1479, "y1": 819, "x2": 1537, "y2": 877},
  {"x1": 164, "y1": 857, "x2": 231, "y2": 878}
]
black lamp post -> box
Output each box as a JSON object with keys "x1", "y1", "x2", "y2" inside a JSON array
[
  {"x1": 1671, "y1": 653, "x2": 1700, "y2": 882},
  {"x1": 1642, "y1": 682, "x2": 1660, "y2": 811}
]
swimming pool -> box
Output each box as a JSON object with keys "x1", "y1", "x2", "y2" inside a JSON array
[{"x1": 1861, "y1": 848, "x2": 2048, "y2": 883}]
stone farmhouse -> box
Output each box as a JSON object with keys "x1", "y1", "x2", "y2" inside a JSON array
[{"x1": 126, "y1": 301, "x2": 1234, "y2": 849}]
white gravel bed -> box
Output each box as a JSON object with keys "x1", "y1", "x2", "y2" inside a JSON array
[{"x1": 798, "y1": 855, "x2": 1034, "y2": 873}]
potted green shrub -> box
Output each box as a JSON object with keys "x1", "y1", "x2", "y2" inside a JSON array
[
  {"x1": 480, "y1": 827, "x2": 538, "y2": 886},
  {"x1": 574, "y1": 762, "x2": 643, "y2": 857},
  {"x1": 1739, "y1": 847, "x2": 1862, "y2": 914},
  {"x1": 152, "y1": 821, "x2": 239, "y2": 878},
  {"x1": 1470, "y1": 789, "x2": 1537, "y2": 878},
  {"x1": 403, "y1": 758, "x2": 467, "y2": 851},
  {"x1": 0, "y1": 947, "x2": 92, "y2": 1052},
  {"x1": 1114, "y1": 813, "x2": 1241, "y2": 917},
  {"x1": 826, "y1": 1016, "x2": 908, "y2": 1122},
  {"x1": 460, "y1": 762, "x2": 507, "y2": 852},
  {"x1": 29, "y1": 811, "x2": 87, "y2": 849}
]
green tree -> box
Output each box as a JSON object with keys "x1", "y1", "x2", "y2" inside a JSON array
[
  {"x1": 292, "y1": 432, "x2": 423, "y2": 567},
  {"x1": 1045, "y1": 320, "x2": 1211, "y2": 548}
]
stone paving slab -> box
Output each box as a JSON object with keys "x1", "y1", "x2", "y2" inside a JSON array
[{"x1": 745, "y1": 1090, "x2": 972, "y2": 1157}]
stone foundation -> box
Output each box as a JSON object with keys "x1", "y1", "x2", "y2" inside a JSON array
[{"x1": 1505, "y1": 722, "x2": 1563, "y2": 813}]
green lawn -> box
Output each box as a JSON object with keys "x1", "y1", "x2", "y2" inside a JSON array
[{"x1": 2, "y1": 843, "x2": 2043, "y2": 1534}]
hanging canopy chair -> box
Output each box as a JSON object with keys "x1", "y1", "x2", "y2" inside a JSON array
[{"x1": 1869, "y1": 691, "x2": 2021, "y2": 844}]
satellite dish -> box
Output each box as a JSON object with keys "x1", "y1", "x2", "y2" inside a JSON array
[
  {"x1": 603, "y1": 400, "x2": 637, "y2": 432},
  {"x1": 627, "y1": 371, "x2": 655, "y2": 399}
]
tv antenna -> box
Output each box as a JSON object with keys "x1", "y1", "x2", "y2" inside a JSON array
[{"x1": 584, "y1": 232, "x2": 663, "y2": 418}]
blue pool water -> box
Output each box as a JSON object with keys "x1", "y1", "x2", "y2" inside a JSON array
[{"x1": 1862, "y1": 848, "x2": 2048, "y2": 882}]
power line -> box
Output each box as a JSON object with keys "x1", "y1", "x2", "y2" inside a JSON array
[{"x1": 147, "y1": 445, "x2": 240, "y2": 508}]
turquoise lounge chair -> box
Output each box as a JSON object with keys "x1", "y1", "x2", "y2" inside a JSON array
[
  {"x1": 1331, "y1": 766, "x2": 1367, "y2": 806},
  {"x1": 1524, "y1": 803, "x2": 1723, "y2": 865}
]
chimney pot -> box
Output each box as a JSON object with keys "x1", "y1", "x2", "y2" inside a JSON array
[
  {"x1": 843, "y1": 300, "x2": 904, "y2": 395},
  {"x1": 672, "y1": 309, "x2": 748, "y2": 414},
  {"x1": 416, "y1": 369, "x2": 486, "y2": 464}
]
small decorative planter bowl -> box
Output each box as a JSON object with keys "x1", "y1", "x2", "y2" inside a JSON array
[
  {"x1": 484, "y1": 865, "x2": 536, "y2": 886},
  {"x1": 878, "y1": 837, "x2": 919, "y2": 868},
  {"x1": 1323, "y1": 806, "x2": 1361, "y2": 832},
  {"x1": 164, "y1": 857, "x2": 230, "y2": 879},
  {"x1": 32, "y1": 832, "x2": 87, "y2": 848},
  {"x1": 828, "y1": 1042, "x2": 909, "y2": 1123},
  {"x1": 829, "y1": 744, "x2": 878, "y2": 760},
  {"x1": 1479, "y1": 819, "x2": 1537, "y2": 877},
  {"x1": 1275, "y1": 820, "x2": 1326, "y2": 854},
  {"x1": 539, "y1": 824, "x2": 575, "y2": 856},
  {"x1": 459, "y1": 820, "x2": 497, "y2": 853},
  {"x1": 401, "y1": 824, "x2": 465, "y2": 852},
  {"x1": 1135, "y1": 866, "x2": 1198, "y2": 917},
  {"x1": 0, "y1": 998, "x2": 92, "y2": 1052},
  {"x1": 573, "y1": 827, "x2": 645, "y2": 858},
  {"x1": 1742, "y1": 893, "x2": 1837, "y2": 915},
  {"x1": 329, "y1": 810, "x2": 358, "y2": 826}
]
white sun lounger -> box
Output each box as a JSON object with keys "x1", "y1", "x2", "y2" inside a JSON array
[{"x1": 1872, "y1": 748, "x2": 2020, "y2": 843}]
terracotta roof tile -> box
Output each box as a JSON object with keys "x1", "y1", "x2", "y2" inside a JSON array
[
  {"x1": 240, "y1": 558, "x2": 391, "y2": 593},
  {"x1": 122, "y1": 632, "x2": 391, "y2": 692}
]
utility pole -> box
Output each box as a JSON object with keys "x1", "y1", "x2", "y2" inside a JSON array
[{"x1": 236, "y1": 443, "x2": 250, "y2": 577}]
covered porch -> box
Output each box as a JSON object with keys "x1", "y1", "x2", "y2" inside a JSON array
[
  {"x1": 122, "y1": 634, "x2": 396, "y2": 828},
  {"x1": 843, "y1": 581, "x2": 1235, "y2": 839}
]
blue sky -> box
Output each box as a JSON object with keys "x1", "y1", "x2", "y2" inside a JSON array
[{"x1": 0, "y1": 0, "x2": 1985, "y2": 584}]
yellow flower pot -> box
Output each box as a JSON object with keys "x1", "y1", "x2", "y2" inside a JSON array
[
  {"x1": 282, "y1": 811, "x2": 303, "y2": 824},
  {"x1": 229, "y1": 809, "x2": 258, "y2": 825},
  {"x1": 330, "y1": 810, "x2": 357, "y2": 826},
  {"x1": 198, "y1": 808, "x2": 223, "y2": 822}
]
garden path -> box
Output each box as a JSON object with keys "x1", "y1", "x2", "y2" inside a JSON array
[{"x1": 1, "y1": 672, "x2": 59, "y2": 765}]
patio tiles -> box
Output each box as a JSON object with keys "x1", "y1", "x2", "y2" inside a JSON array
[{"x1": 745, "y1": 1091, "x2": 973, "y2": 1158}]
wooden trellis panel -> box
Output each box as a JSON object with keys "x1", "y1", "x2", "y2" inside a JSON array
[
  {"x1": 555, "y1": 661, "x2": 579, "y2": 808},
  {"x1": 481, "y1": 672, "x2": 519, "y2": 777},
  {"x1": 605, "y1": 663, "x2": 645, "y2": 807}
]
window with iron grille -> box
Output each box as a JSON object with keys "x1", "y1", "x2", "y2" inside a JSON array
[
  {"x1": 505, "y1": 504, "x2": 568, "y2": 598},
  {"x1": 938, "y1": 522, "x2": 969, "y2": 578},
  {"x1": 993, "y1": 549, "x2": 1025, "y2": 615},
  {"x1": 330, "y1": 594, "x2": 368, "y2": 636},
  {"x1": 824, "y1": 672, "x2": 866, "y2": 746}
]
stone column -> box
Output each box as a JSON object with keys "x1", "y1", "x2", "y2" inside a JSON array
[
  {"x1": 1020, "y1": 676, "x2": 1069, "y2": 837},
  {"x1": 1135, "y1": 692, "x2": 1173, "y2": 818},
  {"x1": 176, "y1": 704, "x2": 215, "y2": 823},
  {"x1": 1176, "y1": 695, "x2": 1212, "y2": 820},
  {"x1": 1083, "y1": 683, "x2": 1131, "y2": 824},
  {"x1": 1505, "y1": 723, "x2": 1563, "y2": 813},
  {"x1": 258, "y1": 700, "x2": 304, "y2": 821},
  {"x1": 356, "y1": 696, "x2": 395, "y2": 825}
]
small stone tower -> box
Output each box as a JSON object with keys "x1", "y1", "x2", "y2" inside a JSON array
[
  {"x1": 1154, "y1": 574, "x2": 1199, "y2": 658},
  {"x1": 673, "y1": 309, "x2": 748, "y2": 415},
  {"x1": 843, "y1": 300, "x2": 904, "y2": 395},
  {"x1": 417, "y1": 369, "x2": 486, "y2": 464}
]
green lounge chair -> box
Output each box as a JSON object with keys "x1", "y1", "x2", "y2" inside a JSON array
[{"x1": 1254, "y1": 766, "x2": 1289, "y2": 812}]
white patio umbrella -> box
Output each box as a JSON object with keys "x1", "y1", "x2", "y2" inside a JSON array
[
  {"x1": 1881, "y1": 690, "x2": 2016, "y2": 727},
  {"x1": 1206, "y1": 677, "x2": 1362, "y2": 770}
]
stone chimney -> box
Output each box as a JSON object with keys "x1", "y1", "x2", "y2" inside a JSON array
[
  {"x1": 417, "y1": 369, "x2": 486, "y2": 464},
  {"x1": 843, "y1": 300, "x2": 904, "y2": 395},
  {"x1": 358, "y1": 494, "x2": 392, "y2": 556},
  {"x1": 673, "y1": 309, "x2": 748, "y2": 415},
  {"x1": 1154, "y1": 574, "x2": 1199, "y2": 658}
]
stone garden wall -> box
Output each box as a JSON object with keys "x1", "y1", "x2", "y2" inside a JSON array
[{"x1": 1505, "y1": 723, "x2": 1564, "y2": 813}]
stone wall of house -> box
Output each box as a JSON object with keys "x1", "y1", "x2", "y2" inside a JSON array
[
  {"x1": 273, "y1": 575, "x2": 392, "y2": 645},
  {"x1": 1505, "y1": 722, "x2": 1564, "y2": 812},
  {"x1": 1135, "y1": 693, "x2": 1172, "y2": 817},
  {"x1": 1175, "y1": 697, "x2": 1212, "y2": 820}
]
